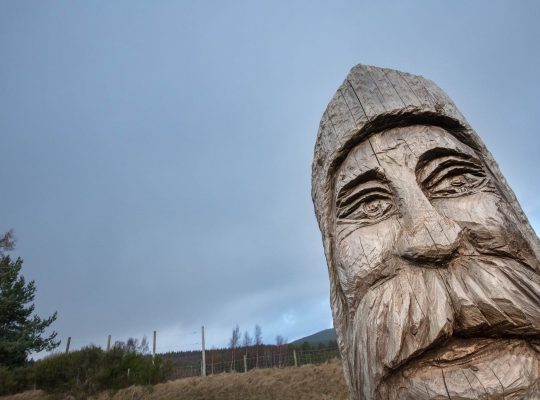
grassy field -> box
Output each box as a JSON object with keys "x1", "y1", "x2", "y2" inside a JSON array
[{"x1": 0, "y1": 359, "x2": 348, "y2": 400}]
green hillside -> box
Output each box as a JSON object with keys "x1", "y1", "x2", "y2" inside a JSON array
[{"x1": 291, "y1": 328, "x2": 336, "y2": 346}]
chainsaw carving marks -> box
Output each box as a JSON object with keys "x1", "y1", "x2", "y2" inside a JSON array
[{"x1": 312, "y1": 65, "x2": 540, "y2": 400}]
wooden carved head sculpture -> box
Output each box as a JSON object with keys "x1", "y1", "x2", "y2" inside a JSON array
[{"x1": 311, "y1": 65, "x2": 540, "y2": 399}]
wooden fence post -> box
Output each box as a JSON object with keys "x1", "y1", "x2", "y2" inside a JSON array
[
  {"x1": 201, "y1": 326, "x2": 206, "y2": 376},
  {"x1": 65, "y1": 337, "x2": 71, "y2": 354},
  {"x1": 243, "y1": 354, "x2": 247, "y2": 373},
  {"x1": 107, "y1": 334, "x2": 111, "y2": 351},
  {"x1": 152, "y1": 330, "x2": 156, "y2": 364},
  {"x1": 293, "y1": 349, "x2": 298, "y2": 367}
]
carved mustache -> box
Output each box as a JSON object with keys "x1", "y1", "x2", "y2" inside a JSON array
[{"x1": 350, "y1": 256, "x2": 540, "y2": 400}]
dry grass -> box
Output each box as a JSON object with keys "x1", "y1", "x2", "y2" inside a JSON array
[
  {"x1": 0, "y1": 393, "x2": 45, "y2": 400},
  {"x1": 0, "y1": 359, "x2": 348, "y2": 400}
]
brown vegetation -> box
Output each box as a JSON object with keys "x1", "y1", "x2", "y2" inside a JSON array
[{"x1": 0, "y1": 359, "x2": 348, "y2": 400}]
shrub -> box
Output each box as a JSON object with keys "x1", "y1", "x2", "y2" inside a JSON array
[
  {"x1": 0, "y1": 364, "x2": 34, "y2": 395},
  {"x1": 0, "y1": 365, "x2": 16, "y2": 395},
  {"x1": 32, "y1": 344, "x2": 167, "y2": 397}
]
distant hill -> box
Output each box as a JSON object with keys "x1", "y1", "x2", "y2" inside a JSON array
[{"x1": 291, "y1": 328, "x2": 336, "y2": 346}]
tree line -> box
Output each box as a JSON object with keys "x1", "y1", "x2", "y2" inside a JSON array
[{"x1": 161, "y1": 324, "x2": 339, "y2": 378}]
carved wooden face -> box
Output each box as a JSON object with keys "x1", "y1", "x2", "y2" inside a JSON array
[
  {"x1": 334, "y1": 125, "x2": 503, "y2": 308},
  {"x1": 332, "y1": 125, "x2": 540, "y2": 399}
]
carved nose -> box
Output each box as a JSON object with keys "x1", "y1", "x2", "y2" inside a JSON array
[{"x1": 397, "y1": 211, "x2": 462, "y2": 265}]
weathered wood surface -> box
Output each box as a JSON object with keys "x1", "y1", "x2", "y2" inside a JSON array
[{"x1": 312, "y1": 65, "x2": 540, "y2": 400}]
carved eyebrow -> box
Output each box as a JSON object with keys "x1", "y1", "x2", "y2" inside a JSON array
[
  {"x1": 416, "y1": 148, "x2": 482, "y2": 185},
  {"x1": 336, "y1": 168, "x2": 387, "y2": 204}
]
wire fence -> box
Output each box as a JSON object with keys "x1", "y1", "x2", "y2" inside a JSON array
[
  {"x1": 164, "y1": 346, "x2": 341, "y2": 380},
  {"x1": 47, "y1": 332, "x2": 341, "y2": 384}
]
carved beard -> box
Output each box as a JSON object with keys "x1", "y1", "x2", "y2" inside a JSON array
[{"x1": 350, "y1": 255, "x2": 540, "y2": 400}]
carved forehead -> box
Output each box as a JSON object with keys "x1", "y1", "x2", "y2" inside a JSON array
[{"x1": 335, "y1": 125, "x2": 478, "y2": 193}]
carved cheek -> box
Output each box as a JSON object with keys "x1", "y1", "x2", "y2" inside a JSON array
[
  {"x1": 429, "y1": 191, "x2": 530, "y2": 257},
  {"x1": 430, "y1": 191, "x2": 505, "y2": 228},
  {"x1": 334, "y1": 217, "x2": 401, "y2": 302}
]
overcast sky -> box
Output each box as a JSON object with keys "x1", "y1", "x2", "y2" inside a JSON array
[{"x1": 1, "y1": 1, "x2": 539, "y2": 355}]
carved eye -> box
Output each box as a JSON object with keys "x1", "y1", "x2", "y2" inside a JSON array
[
  {"x1": 426, "y1": 166, "x2": 487, "y2": 198},
  {"x1": 362, "y1": 197, "x2": 393, "y2": 218},
  {"x1": 337, "y1": 192, "x2": 395, "y2": 224}
]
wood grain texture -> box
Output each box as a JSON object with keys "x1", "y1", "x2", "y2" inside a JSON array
[{"x1": 312, "y1": 65, "x2": 540, "y2": 400}]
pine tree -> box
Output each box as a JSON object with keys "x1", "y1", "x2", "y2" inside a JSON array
[{"x1": 0, "y1": 231, "x2": 59, "y2": 367}]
